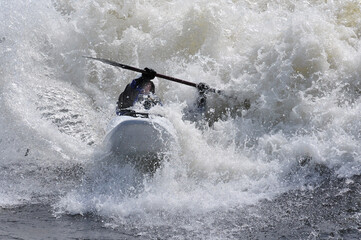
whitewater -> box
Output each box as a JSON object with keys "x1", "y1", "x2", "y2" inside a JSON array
[{"x1": 1, "y1": 0, "x2": 360, "y2": 239}]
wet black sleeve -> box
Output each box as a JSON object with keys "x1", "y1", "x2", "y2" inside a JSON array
[{"x1": 117, "y1": 83, "x2": 138, "y2": 109}]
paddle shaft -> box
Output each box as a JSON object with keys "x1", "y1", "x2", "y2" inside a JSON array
[{"x1": 84, "y1": 56, "x2": 197, "y2": 87}]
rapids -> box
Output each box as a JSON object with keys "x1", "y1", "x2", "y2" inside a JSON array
[{"x1": 1, "y1": 0, "x2": 360, "y2": 239}]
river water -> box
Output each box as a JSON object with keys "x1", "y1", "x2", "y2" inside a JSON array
[{"x1": 1, "y1": 0, "x2": 360, "y2": 239}]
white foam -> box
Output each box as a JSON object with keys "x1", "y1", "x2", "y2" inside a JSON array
[{"x1": 1, "y1": 0, "x2": 360, "y2": 231}]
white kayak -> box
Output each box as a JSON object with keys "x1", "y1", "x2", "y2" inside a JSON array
[{"x1": 103, "y1": 112, "x2": 177, "y2": 172}]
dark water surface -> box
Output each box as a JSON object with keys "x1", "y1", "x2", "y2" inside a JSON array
[{"x1": 0, "y1": 205, "x2": 137, "y2": 240}]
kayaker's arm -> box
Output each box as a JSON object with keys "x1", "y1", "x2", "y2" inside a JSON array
[
  {"x1": 117, "y1": 68, "x2": 157, "y2": 113},
  {"x1": 130, "y1": 68, "x2": 157, "y2": 90}
]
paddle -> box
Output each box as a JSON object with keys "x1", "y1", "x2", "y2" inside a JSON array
[
  {"x1": 84, "y1": 56, "x2": 251, "y2": 110},
  {"x1": 83, "y1": 56, "x2": 221, "y2": 94}
]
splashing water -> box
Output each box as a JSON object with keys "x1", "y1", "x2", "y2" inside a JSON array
[{"x1": 1, "y1": 0, "x2": 360, "y2": 238}]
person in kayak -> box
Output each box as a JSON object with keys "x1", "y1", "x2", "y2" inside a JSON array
[
  {"x1": 116, "y1": 67, "x2": 159, "y2": 115},
  {"x1": 116, "y1": 67, "x2": 210, "y2": 116}
]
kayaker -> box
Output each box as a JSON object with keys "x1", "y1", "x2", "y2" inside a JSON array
[
  {"x1": 116, "y1": 67, "x2": 158, "y2": 115},
  {"x1": 117, "y1": 67, "x2": 210, "y2": 116}
]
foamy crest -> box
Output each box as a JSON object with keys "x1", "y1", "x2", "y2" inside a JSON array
[{"x1": 1, "y1": 0, "x2": 360, "y2": 232}]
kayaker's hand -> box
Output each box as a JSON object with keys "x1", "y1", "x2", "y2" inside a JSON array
[
  {"x1": 142, "y1": 68, "x2": 157, "y2": 79},
  {"x1": 197, "y1": 82, "x2": 210, "y2": 95}
]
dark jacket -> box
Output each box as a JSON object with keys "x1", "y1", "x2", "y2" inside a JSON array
[{"x1": 117, "y1": 76, "x2": 155, "y2": 110}]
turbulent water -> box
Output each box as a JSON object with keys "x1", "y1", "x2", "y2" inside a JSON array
[{"x1": 1, "y1": 0, "x2": 360, "y2": 239}]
